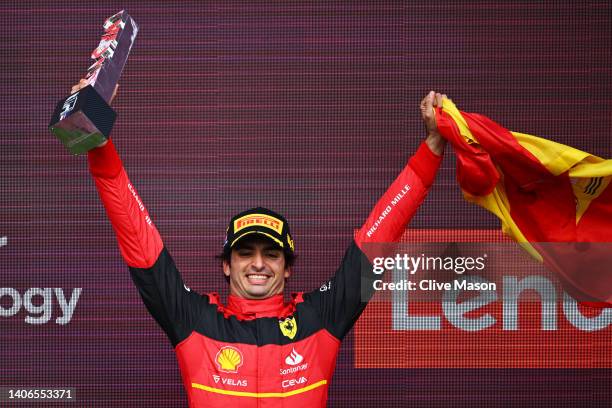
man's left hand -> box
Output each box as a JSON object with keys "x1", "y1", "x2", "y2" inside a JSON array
[{"x1": 420, "y1": 90, "x2": 447, "y2": 156}]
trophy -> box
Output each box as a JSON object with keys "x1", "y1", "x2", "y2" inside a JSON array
[{"x1": 49, "y1": 10, "x2": 138, "y2": 155}]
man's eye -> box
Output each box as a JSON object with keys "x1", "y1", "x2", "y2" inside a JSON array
[
  {"x1": 237, "y1": 250, "x2": 252, "y2": 256},
  {"x1": 266, "y1": 252, "x2": 281, "y2": 259}
]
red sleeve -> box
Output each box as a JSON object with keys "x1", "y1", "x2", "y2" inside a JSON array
[
  {"x1": 88, "y1": 140, "x2": 164, "y2": 268},
  {"x1": 355, "y1": 141, "x2": 442, "y2": 247}
]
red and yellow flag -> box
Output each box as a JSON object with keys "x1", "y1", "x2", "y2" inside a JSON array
[{"x1": 436, "y1": 98, "x2": 612, "y2": 306}]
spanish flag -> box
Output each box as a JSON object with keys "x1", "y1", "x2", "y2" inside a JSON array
[{"x1": 436, "y1": 98, "x2": 612, "y2": 307}]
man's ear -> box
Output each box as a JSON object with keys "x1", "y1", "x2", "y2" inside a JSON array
[
  {"x1": 223, "y1": 260, "x2": 231, "y2": 278},
  {"x1": 284, "y1": 266, "x2": 292, "y2": 280}
]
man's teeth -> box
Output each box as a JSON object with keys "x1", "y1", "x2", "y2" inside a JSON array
[{"x1": 248, "y1": 275, "x2": 269, "y2": 279}]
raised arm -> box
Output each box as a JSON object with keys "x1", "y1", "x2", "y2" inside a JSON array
[
  {"x1": 356, "y1": 91, "x2": 446, "y2": 246},
  {"x1": 304, "y1": 91, "x2": 446, "y2": 340},
  {"x1": 74, "y1": 81, "x2": 207, "y2": 346},
  {"x1": 88, "y1": 139, "x2": 164, "y2": 267}
]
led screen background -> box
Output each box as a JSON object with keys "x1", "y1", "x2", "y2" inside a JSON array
[{"x1": 1, "y1": 1, "x2": 611, "y2": 406}]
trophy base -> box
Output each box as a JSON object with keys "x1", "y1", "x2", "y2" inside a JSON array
[
  {"x1": 50, "y1": 112, "x2": 109, "y2": 155},
  {"x1": 49, "y1": 85, "x2": 116, "y2": 155}
]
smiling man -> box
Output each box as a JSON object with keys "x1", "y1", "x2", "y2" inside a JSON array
[
  {"x1": 78, "y1": 77, "x2": 446, "y2": 406},
  {"x1": 221, "y1": 208, "x2": 295, "y2": 300}
]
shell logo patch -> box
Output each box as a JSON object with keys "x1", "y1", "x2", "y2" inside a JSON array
[
  {"x1": 215, "y1": 346, "x2": 244, "y2": 373},
  {"x1": 279, "y1": 316, "x2": 297, "y2": 340}
]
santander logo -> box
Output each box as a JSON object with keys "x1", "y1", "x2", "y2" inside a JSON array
[
  {"x1": 280, "y1": 348, "x2": 308, "y2": 376},
  {"x1": 285, "y1": 348, "x2": 304, "y2": 366}
]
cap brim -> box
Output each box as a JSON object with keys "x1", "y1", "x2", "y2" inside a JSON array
[{"x1": 230, "y1": 230, "x2": 285, "y2": 250}]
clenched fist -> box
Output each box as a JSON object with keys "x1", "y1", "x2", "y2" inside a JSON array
[{"x1": 419, "y1": 91, "x2": 446, "y2": 156}]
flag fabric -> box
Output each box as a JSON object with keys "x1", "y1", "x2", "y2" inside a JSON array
[{"x1": 436, "y1": 98, "x2": 612, "y2": 306}]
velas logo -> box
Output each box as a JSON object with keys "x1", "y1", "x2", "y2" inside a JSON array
[
  {"x1": 215, "y1": 346, "x2": 244, "y2": 373},
  {"x1": 212, "y1": 374, "x2": 247, "y2": 387},
  {"x1": 285, "y1": 348, "x2": 304, "y2": 366},
  {"x1": 279, "y1": 316, "x2": 297, "y2": 339},
  {"x1": 234, "y1": 214, "x2": 283, "y2": 235}
]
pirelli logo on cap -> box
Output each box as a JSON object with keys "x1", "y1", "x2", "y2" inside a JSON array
[{"x1": 234, "y1": 213, "x2": 284, "y2": 235}]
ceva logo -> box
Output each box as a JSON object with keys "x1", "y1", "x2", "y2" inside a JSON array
[{"x1": 282, "y1": 376, "x2": 307, "y2": 388}]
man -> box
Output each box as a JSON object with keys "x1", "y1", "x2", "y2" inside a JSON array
[{"x1": 74, "y1": 78, "x2": 446, "y2": 406}]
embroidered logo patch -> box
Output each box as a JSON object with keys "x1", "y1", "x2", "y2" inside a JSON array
[{"x1": 279, "y1": 316, "x2": 297, "y2": 340}]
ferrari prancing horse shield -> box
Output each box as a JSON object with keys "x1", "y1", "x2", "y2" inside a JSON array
[{"x1": 279, "y1": 316, "x2": 297, "y2": 339}]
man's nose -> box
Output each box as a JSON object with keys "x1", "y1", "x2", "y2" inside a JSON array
[{"x1": 251, "y1": 251, "x2": 265, "y2": 270}]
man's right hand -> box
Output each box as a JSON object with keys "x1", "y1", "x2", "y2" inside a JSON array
[
  {"x1": 70, "y1": 79, "x2": 119, "y2": 105},
  {"x1": 69, "y1": 79, "x2": 119, "y2": 148}
]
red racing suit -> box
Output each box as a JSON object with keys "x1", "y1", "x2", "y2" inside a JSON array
[{"x1": 88, "y1": 140, "x2": 441, "y2": 407}]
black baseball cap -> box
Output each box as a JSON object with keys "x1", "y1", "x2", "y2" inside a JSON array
[{"x1": 223, "y1": 207, "x2": 295, "y2": 256}]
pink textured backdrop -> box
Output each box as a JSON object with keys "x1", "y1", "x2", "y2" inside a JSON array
[{"x1": 1, "y1": 1, "x2": 611, "y2": 406}]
